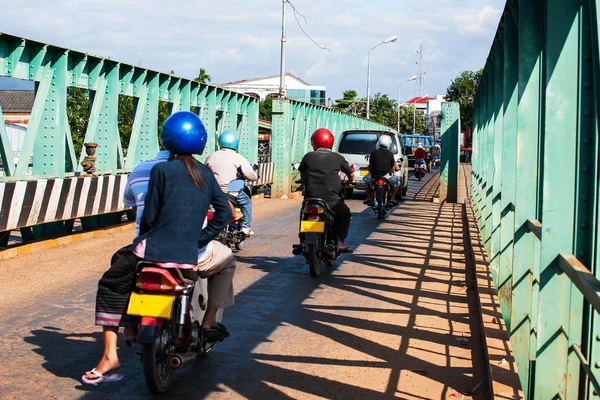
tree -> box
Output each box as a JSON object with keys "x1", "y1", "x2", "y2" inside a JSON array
[
  {"x1": 66, "y1": 87, "x2": 90, "y2": 156},
  {"x1": 397, "y1": 105, "x2": 426, "y2": 134},
  {"x1": 445, "y1": 69, "x2": 482, "y2": 132},
  {"x1": 332, "y1": 90, "x2": 426, "y2": 133},
  {"x1": 259, "y1": 97, "x2": 272, "y2": 121},
  {"x1": 194, "y1": 68, "x2": 212, "y2": 84}
]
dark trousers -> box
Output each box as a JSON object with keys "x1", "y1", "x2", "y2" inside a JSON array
[{"x1": 299, "y1": 200, "x2": 351, "y2": 242}]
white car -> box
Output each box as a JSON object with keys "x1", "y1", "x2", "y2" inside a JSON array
[{"x1": 337, "y1": 130, "x2": 409, "y2": 199}]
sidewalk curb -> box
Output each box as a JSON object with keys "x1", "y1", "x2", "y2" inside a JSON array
[
  {"x1": 462, "y1": 200, "x2": 524, "y2": 399},
  {"x1": 0, "y1": 223, "x2": 135, "y2": 261}
]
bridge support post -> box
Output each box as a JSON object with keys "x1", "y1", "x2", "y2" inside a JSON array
[
  {"x1": 439, "y1": 102, "x2": 460, "y2": 203},
  {"x1": 271, "y1": 99, "x2": 293, "y2": 197}
]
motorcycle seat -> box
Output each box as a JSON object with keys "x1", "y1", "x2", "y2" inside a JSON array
[{"x1": 303, "y1": 198, "x2": 336, "y2": 216}]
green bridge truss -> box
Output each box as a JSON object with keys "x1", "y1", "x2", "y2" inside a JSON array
[
  {"x1": 471, "y1": 1, "x2": 600, "y2": 398},
  {"x1": 0, "y1": 32, "x2": 392, "y2": 239}
]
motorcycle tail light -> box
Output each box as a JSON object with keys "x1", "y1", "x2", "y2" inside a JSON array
[
  {"x1": 376, "y1": 179, "x2": 387, "y2": 186},
  {"x1": 207, "y1": 210, "x2": 214, "y2": 221},
  {"x1": 136, "y1": 268, "x2": 179, "y2": 292},
  {"x1": 305, "y1": 205, "x2": 323, "y2": 214}
]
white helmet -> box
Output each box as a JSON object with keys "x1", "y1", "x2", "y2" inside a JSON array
[
  {"x1": 417, "y1": 143, "x2": 424, "y2": 149},
  {"x1": 377, "y1": 135, "x2": 392, "y2": 148}
]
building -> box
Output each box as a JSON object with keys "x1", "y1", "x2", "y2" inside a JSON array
[
  {"x1": 0, "y1": 90, "x2": 34, "y2": 168},
  {"x1": 0, "y1": 90, "x2": 34, "y2": 124},
  {"x1": 404, "y1": 96, "x2": 435, "y2": 117},
  {"x1": 425, "y1": 95, "x2": 446, "y2": 142},
  {"x1": 219, "y1": 73, "x2": 326, "y2": 106}
]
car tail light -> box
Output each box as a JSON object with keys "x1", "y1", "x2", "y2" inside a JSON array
[
  {"x1": 305, "y1": 205, "x2": 323, "y2": 214},
  {"x1": 376, "y1": 179, "x2": 387, "y2": 186},
  {"x1": 136, "y1": 267, "x2": 180, "y2": 292}
]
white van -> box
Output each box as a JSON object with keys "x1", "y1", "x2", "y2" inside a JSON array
[{"x1": 337, "y1": 130, "x2": 409, "y2": 199}]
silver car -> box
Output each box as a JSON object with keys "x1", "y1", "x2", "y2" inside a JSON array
[{"x1": 337, "y1": 130, "x2": 409, "y2": 199}]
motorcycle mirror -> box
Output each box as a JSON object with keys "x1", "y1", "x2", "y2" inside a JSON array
[
  {"x1": 351, "y1": 163, "x2": 361, "y2": 172},
  {"x1": 293, "y1": 163, "x2": 301, "y2": 170}
]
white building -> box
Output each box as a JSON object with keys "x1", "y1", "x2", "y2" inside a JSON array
[
  {"x1": 426, "y1": 95, "x2": 446, "y2": 142},
  {"x1": 219, "y1": 73, "x2": 326, "y2": 106}
]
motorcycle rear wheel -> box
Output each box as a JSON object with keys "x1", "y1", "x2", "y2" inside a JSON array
[
  {"x1": 376, "y1": 186, "x2": 386, "y2": 220},
  {"x1": 142, "y1": 322, "x2": 174, "y2": 394},
  {"x1": 306, "y1": 235, "x2": 321, "y2": 277}
]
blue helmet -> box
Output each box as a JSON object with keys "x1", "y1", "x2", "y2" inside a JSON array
[
  {"x1": 160, "y1": 111, "x2": 208, "y2": 155},
  {"x1": 218, "y1": 130, "x2": 240, "y2": 150}
]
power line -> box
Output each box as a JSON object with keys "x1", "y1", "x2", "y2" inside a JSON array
[{"x1": 287, "y1": 0, "x2": 331, "y2": 52}]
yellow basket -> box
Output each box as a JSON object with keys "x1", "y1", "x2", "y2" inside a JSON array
[{"x1": 127, "y1": 292, "x2": 175, "y2": 319}]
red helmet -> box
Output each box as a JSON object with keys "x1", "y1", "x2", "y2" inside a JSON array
[{"x1": 311, "y1": 128, "x2": 334, "y2": 150}]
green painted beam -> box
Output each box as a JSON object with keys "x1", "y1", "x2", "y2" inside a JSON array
[
  {"x1": 471, "y1": 1, "x2": 600, "y2": 398},
  {"x1": 0, "y1": 32, "x2": 259, "y2": 179},
  {"x1": 439, "y1": 102, "x2": 460, "y2": 203},
  {"x1": 270, "y1": 98, "x2": 393, "y2": 197}
]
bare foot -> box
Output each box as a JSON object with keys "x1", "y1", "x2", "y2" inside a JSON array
[{"x1": 85, "y1": 355, "x2": 121, "y2": 380}]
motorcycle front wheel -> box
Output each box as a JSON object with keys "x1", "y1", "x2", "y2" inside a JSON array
[
  {"x1": 142, "y1": 321, "x2": 174, "y2": 394},
  {"x1": 306, "y1": 234, "x2": 321, "y2": 277}
]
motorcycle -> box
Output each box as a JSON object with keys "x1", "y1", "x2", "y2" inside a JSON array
[
  {"x1": 291, "y1": 162, "x2": 358, "y2": 277},
  {"x1": 217, "y1": 165, "x2": 260, "y2": 252},
  {"x1": 370, "y1": 176, "x2": 393, "y2": 220},
  {"x1": 294, "y1": 198, "x2": 338, "y2": 277},
  {"x1": 414, "y1": 159, "x2": 427, "y2": 181},
  {"x1": 432, "y1": 156, "x2": 441, "y2": 168},
  {"x1": 127, "y1": 265, "x2": 223, "y2": 393}
]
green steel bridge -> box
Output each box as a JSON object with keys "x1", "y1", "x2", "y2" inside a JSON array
[{"x1": 1, "y1": 0, "x2": 600, "y2": 398}]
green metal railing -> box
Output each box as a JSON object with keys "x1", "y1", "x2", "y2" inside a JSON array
[
  {"x1": 270, "y1": 98, "x2": 392, "y2": 197},
  {"x1": 0, "y1": 32, "x2": 259, "y2": 180},
  {"x1": 471, "y1": 1, "x2": 600, "y2": 398}
]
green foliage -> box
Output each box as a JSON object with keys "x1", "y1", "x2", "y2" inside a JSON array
[
  {"x1": 118, "y1": 95, "x2": 134, "y2": 156},
  {"x1": 194, "y1": 68, "x2": 211, "y2": 84},
  {"x1": 66, "y1": 87, "x2": 90, "y2": 157},
  {"x1": 332, "y1": 90, "x2": 426, "y2": 133},
  {"x1": 445, "y1": 69, "x2": 482, "y2": 131},
  {"x1": 259, "y1": 97, "x2": 272, "y2": 121}
]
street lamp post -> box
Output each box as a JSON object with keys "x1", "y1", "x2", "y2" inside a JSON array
[
  {"x1": 366, "y1": 35, "x2": 397, "y2": 119},
  {"x1": 397, "y1": 75, "x2": 418, "y2": 132},
  {"x1": 412, "y1": 96, "x2": 426, "y2": 133},
  {"x1": 278, "y1": 0, "x2": 287, "y2": 97}
]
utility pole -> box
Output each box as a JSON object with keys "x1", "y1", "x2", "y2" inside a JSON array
[{"x1": 278, "y1": 0, "x2": 287, "y2": 97}]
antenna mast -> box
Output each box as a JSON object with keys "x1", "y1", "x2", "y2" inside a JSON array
[
  {"x1": 138, "y1": 45, "x2": 143, "y2": 67},
  {"x1": 416, "y1": 42, "x2": 423, "y2": 97}
]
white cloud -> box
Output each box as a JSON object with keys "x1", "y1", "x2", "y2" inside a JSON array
[{"x1": 0, "y1": 0, "x2": 504, "y2": 100}]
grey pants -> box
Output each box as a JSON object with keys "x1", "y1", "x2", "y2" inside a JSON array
[{"x1": 196, "y1": 241, "x2": 236, "y2": 309}]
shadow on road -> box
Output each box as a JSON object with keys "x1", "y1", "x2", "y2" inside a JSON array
[{"x1": 17, "y1": 171, "x2": 489, "y2": 399}]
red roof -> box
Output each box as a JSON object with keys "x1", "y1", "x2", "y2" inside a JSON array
[{"x1": 405, "y1": 96, "x2": 434, "y2": 104}]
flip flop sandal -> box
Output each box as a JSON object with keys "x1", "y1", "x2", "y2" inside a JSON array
[
  {"x1": 81, "y1": 368, "x2": 124, "y2": 385},
  {"x1": 202, "y1": 323, "x2": 230, "y2": 342},
  {"x1": 338, "y1": 247, "x2": 355, "y2": 254}
]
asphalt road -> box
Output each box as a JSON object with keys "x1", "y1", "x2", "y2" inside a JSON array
[{"x1": 0, "y1": 169, "x2": 485, "y2": 399}]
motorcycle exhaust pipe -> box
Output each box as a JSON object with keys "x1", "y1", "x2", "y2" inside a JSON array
[{"x1": 167, "y1": 352, "x2": 199, "y2": 369}]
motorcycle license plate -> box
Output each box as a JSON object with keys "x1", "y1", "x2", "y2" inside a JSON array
[
  {"x1": 300, "y1": 221, "x2": 325, "y2": 233},
  {"x1": 127, "y1": 292, "x2": 175, "y2": 319}
]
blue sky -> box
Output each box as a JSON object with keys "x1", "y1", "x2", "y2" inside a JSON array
[{"x1": 0, "y1": 0, "x2": 505, "y2": 101}]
